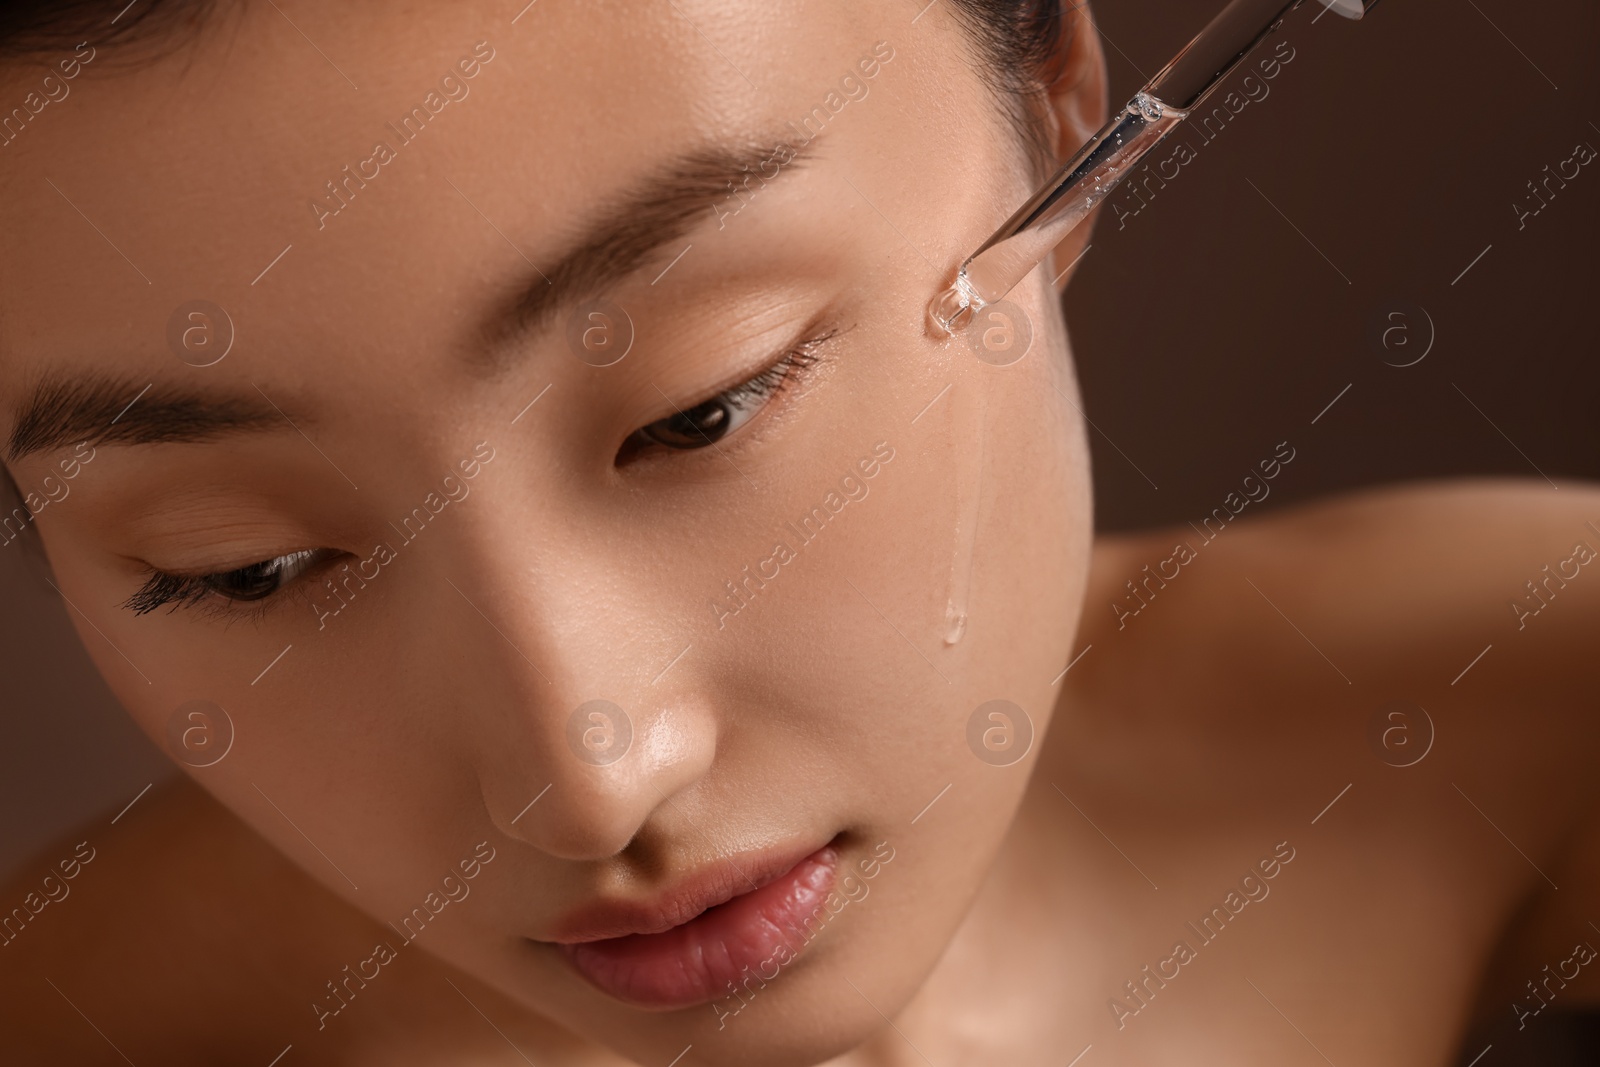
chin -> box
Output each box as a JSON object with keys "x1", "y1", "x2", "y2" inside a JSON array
[{"x1": 601, "y1": 986, "x2": 903, "y2": 1067}]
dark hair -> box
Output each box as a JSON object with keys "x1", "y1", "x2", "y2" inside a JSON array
[
  {"x1": 947, "y1": 0, "x2": 1079, "y2": 178},
  {"x1": 0, "y1": 0, "x2": 219, "y2": 63}
]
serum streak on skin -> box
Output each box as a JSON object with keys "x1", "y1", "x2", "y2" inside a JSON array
[{"x1": 943, "y1": 381, "x2": 988, "y2": 645}]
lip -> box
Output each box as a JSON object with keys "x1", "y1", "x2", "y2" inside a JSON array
[{"x1": 545, "y1": 839, "x2": 841, "y2": 1008}]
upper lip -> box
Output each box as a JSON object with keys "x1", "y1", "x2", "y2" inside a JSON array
[{"x1": 539, "y1": 836, "x2": 836, "y2": 944}]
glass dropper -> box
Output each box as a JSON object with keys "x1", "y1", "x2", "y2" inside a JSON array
[{"x1": 928, "y1": 0, "x2": 1382, "y2": 335}]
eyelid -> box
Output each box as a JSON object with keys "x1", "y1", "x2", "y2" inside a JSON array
[
  {"x1": 716, "y1": 325, "x2": 835, "y2": 405},
  {"x1": 123, "y1": 547, "x2": 335, "y2": 617},
  {"x1": 656, "y1": 295, "x2": 839, "y2": 386},
  {"x1": 114, "y1": 517, "x2": 335, "y2": 574},
  {"x1": 130, "y1": 546, "x2": 316, "y2": 581},
  {"x1": 625, "y1": 321, "x2": 843, "y2": 460},
  {"x1": 683, "y1": 315, "x2": 843, "y2": 411}
]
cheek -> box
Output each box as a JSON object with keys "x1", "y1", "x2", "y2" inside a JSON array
[
  {"x1": 40, "y1": 534, "x2": 471, "y2": 925},
  {"x1": 924, "y1": 280, "x2": 1090, "y2": 694},
  {"x1": 735, "y1": 290, "x2": 1087, "y2": 814}
]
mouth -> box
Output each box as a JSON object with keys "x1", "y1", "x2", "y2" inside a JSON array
[{"x1": 545, "y1": 839, "x2": 842, "y2": 1009}]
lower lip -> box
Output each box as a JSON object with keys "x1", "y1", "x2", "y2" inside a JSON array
[{"x1": 555, "y1": 846, "x2": 840, "y2": 1009}]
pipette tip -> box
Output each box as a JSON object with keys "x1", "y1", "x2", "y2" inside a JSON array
[{"x1": 928, "y1": 278, "x2": 978, "y2": 337}]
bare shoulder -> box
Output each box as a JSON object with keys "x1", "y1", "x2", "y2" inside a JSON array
[
  {"x1": 0, "y1": 774, "x2": 348, "y2": 1060},
  {"x1": 1069, "y1": 475, "x2": 1600, "y2": 842},
  {"x1": 0, "y1": 774, "x2": 479, "y2": 1063},
  {"x1": 1063, "y1": 478, "x2": 1600, "y2": 1046},
  {"x1": 1083, "y1": 476, "x2": 1600, "y2": 701}
]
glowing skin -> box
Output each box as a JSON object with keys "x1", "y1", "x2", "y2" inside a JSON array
[
  {"x1": 4, "y1": 4, "x2": 1600, "y2": 1067},
  {"x1": 0, "y1": 2, "x2": 1099, "y2": 1064}
]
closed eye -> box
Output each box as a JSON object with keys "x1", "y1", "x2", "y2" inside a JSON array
[
  {"x1": 119, "y1": 327, "x2": 839, "y2": 620},
  {"x1": 124, "y1": 548, "x2": 337, "y2": 617}
]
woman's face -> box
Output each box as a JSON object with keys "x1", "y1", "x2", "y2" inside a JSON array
[{"x1": 0, "y1": 1, "x2": 1096, "y2": 1062}]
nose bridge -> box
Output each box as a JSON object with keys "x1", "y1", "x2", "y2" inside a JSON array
[{"x1": 444, "y1": 533, "x2": 717, "y2": 862}]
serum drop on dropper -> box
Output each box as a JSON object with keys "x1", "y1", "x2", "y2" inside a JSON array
[{"x1": 928, "y1": 0, "x2": 1383, "y2": 335}]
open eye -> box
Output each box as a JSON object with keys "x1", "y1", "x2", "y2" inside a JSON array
[
  {"x1": 125, "y1": 548, "x2": 333, "y2": 616},
  {"x1": 620, "y1": 328, "x2": 835, "y2": 459}
]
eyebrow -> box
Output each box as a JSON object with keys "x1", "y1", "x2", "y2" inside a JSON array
[
  {"x1": 6, "y1": 376, "x2": 291, "y2": 462},
  {"x1": 5, "y1": 136, "x2": 816, "y2": 461},
  {"x1": 478, "y1": 135, "x2": 816, "y2": 363}
]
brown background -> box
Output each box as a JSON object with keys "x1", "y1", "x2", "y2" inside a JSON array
[
  {"x1": 1071, "y1": 0, "x2": 1599, "y2": 529},
  {"x1": 2, "y1": 0, "x2": 1597, "y2": 886}
]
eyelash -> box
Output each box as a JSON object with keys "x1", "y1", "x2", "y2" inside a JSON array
[
  {"x1": 620, "y1": 325, "x2": 837, "y2": 460},
  {"x1": 123, "y1": 327, "x2": 838, "y2": 618},
  {"x1": 724, "y1": 329, "x2": 832, "y2": 411},
  {"x1": 123, "y1": 549, "x2": 329, "y2": 619}
]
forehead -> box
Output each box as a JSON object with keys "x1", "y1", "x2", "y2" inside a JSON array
[{"x1": 0, "y1": 0, "x2": 1001, "y2": 434}]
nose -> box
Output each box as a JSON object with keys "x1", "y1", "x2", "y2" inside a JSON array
[
  {"x1": 500, "y1": 691, "x2": 720, "y2": 861},
  {"x1": 447, "y1": 573, "x2": 720, "y2": 862}
]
